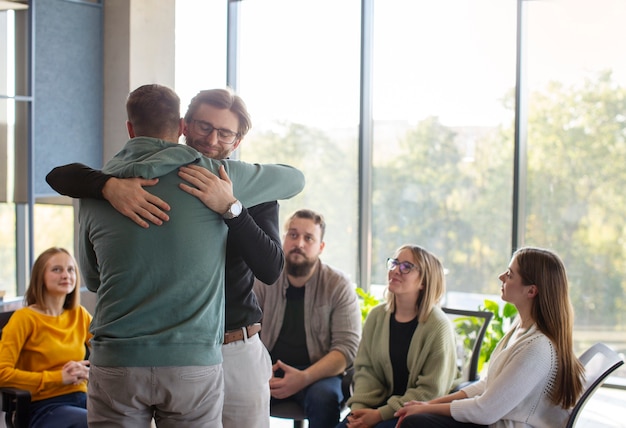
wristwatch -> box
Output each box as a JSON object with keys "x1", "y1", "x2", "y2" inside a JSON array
[{"x1": 223, "y1": 199, "x2": 243, "y2": 219}]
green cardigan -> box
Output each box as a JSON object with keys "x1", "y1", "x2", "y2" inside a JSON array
[{"x1": 347, "y1": 304, "x2": 459, "y2": 420}]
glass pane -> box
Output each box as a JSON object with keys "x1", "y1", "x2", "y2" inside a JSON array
[
  {"x1": 175, "y1": 0, "x2": 228, "y2": 110},
  {"x1": 33, "y1": 203, "x2": 74, "y2": 260},
  {"x1": 526, "y1": 0, "x2": 626, "y2": 360},
  {"x1": 1, "y1": 9, "x2": 17, "y2": 299},
  {"x1": 0, "y1": 202, "x2": 16, "y2": 299},
  {"x1": 371, "y1": 0, "x2": 517, "y2": 303},
  {"x1": 236, "y1": 0, "x2": 361, "y2": 282}
]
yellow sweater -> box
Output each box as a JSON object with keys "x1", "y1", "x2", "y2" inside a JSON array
[{"x1": 0, "y1": 306, "x2": 92, "y2": 402}]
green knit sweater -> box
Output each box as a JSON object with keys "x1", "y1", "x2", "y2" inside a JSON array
[{"x1": 347, "y1": 304, "x2": 460, "y2": 420}]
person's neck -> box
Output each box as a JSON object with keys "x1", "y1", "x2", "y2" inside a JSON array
[
  {"x1": 157, "y1": 134, "x2": 180, "y2": 144},
  {"x1": 33, "y1": 296, "x2": 66, "y2": 316},
  {"x1": 287, "y1": 266, "x2": 316, "y2": 287},
  {"x1": 134, "y1": 133, "x2": 179, "y2": 144},
  {"x1": 394, "y1": 297, "x2": 418, "y2": 322},
  {"x1": 287, "y1": 274, "x2": 312, "y2": 287},
  {"x1": 517, "y1": 310, "x2": 535, "y2": 330}
]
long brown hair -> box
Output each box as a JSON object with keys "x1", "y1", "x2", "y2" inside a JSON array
[
  {"x1": 24, "y1": 247, "x2": 81, "y2": 310},
  {"x1": 385, "y1": 244, "x2": 445, "y2": 323},
  {"x1": 514, "y1": 247, "x2": 584, "y2": 408}
]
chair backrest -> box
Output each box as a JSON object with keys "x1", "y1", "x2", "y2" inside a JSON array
[
  {"x1": 1, "y1": 310, "x2": 16, "y2": 339},
  {"x1": 565, "y1": 342, "x2": 624, "y2": 428},
  {"x1": 1, "y1": 310, "x2": 32, "y2": 428},
  {"x1": 442, "y1": 307, "x2": 493, "y2": 384},
  {"x1": 269, "y1": 400, "x2": 306, "y2": 428}
]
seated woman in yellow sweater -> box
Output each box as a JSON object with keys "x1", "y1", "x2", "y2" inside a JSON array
[{"x1": 0, "y1": 247, "x2": 92, "y2": 428}]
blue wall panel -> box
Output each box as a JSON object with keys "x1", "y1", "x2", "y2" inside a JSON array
[{"x1": 33, "y1": 0, "x2": 103, "y2": 197}]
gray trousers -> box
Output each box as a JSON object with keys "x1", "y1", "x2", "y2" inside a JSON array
[{"x1": 87, "y1": 364, "x2": 224, "y2": 428}]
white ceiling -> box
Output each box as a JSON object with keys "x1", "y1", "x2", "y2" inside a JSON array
[{"x1": 0, "y1": 0, "x2": 28, "y2": 11}]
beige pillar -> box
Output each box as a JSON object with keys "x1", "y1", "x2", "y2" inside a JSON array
[{"x1": 102, "y1": 0, "x2": 176, "y2": 163}]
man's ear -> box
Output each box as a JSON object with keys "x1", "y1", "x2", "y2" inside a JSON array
[
  {"x1": 231, "y1": 137, "x2": 243, "y2": 152},
  {"x1": 177, "y1": 118, "x2": 184, "y2": 137},
  {"x1": 126, "y1": 120, "x2": 136, "y2": 138}
]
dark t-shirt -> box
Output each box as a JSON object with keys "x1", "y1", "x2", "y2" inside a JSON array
[
  {"x1": 270, "y1": 285, "x2": 311, "y2": 368},
  {"x1": 389, "y1": 313, "x2": 418, "y2": 396}
]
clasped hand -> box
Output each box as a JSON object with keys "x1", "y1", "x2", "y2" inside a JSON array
[
  {"x1": 268, "y1": 360, "x2": 308, "y2": 399},
  {"x1": 62, "y1": 360, "x2": 90, "y2": 385}
]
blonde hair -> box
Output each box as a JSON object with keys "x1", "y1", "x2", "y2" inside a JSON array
[
  {"x1": 511, "y1": 247, "x2": 584, "y2": 408},
  {"x1": 24, "y1": 247, "x2": 81, "y2": 310},
  {"x1": 384, "y1": 244, "x2": 445, "y2": 323}
]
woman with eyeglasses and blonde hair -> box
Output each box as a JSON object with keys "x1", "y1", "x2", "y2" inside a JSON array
[
  {"x1": 335, "y1": 244, "x2": 459, "y2": 428},
  {"x1": 396, "y1": 246, "x2": 585, "y2": 428},
  {"x1": 0, "y1": 247, "x2": 92, "y2": 428}
]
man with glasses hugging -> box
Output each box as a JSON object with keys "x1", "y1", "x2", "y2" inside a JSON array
[{"x1": 47, "y1": 88, "x2": 290, "y2": 428}]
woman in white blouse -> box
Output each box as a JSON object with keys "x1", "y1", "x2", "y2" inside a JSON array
[{"x1": 395, "y1": 247, "x2": 585, "y2": 428}]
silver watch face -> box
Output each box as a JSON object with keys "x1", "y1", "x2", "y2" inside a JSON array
[
  {"x1": 230, "y1": 200, "x2": 242, "y2": 216},
  {"x1": 224, "y1": 200, "x2": 242, "y2": 219}
]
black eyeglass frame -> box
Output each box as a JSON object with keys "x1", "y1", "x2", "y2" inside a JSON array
[
  {"x1": 386, "y1": 258, "x2": 417, "y2": 275},
  {"x1": 190, "y1": 119, "x2": 240, "y2": 144}
]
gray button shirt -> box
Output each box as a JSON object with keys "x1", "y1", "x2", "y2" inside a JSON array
[{"x1": 253, "y1": 259, "x2": 362, "y2": 366}]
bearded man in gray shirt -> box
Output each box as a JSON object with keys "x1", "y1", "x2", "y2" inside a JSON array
[{"x1": 254, "y1": 208, "x2": 362, "y2": 428}]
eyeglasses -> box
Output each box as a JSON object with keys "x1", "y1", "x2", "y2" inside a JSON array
[
  {"x1": 386, "y1": 258, "x2": 417, "y2": 274},
  {"x1": 191, "y1": 119, "x2": 239, "y2": 144}
]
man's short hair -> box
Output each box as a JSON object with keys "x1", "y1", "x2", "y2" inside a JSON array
[
  {"x1": 126, "y1": 84, "x2": 181, "y2": 138},
  {"x1": 184, "y1": 88, "x2": 252, "y2": 138},
  {"x1": 285, "y1": 209, "x2": 326, "y2": 241}
]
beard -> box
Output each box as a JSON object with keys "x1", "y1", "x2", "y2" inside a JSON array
[
  {"x1": 285, "y1": 251, "x2": 317, "y2": 278},
  {"x1": 185, "y1": 135, "x2": 232, "y2": 160}
]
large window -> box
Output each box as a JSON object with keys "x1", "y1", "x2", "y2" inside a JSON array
[
  {"x1": 235, "y1": 0, "x2": 362, "y2": 283},
  {"x1": 174, "y1": 0, "x2": 625, "y2": 375},
  {"x1": 174, "y1": 0, "x2": 227, "y2": 114},
  {"x1": 370, "y1": 0, "x2": 517, "y2": 297},
  {"x1": 0, "y1": 203, "x2": 16, "y2": 299},
  {"x1": 1, "y1": 2, "x2": 95, "y2": 301},
  {"x1": 1, "y1": 8, "x2": 26, "y2": 300},
  {"x1": 525, "y1": 0, "x2": 626, "y2": 352},
  {"x1": 2, "y1": 0, "x2": 624, "y2": 380}
]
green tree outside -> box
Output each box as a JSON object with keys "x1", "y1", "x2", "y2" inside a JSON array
[{"x1": 242, "y1": 71, "x2": 626, "y2": 351}]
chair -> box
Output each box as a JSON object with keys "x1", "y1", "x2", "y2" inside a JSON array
[
  {"x1": 270, "y1": 366, "x2": 353, "y2": 428},
  {"x1": 1, "y1": 310, "x2": 32, "y2": 428},
  {"x1": 565, "y1": 342, "x2": 624, "y2": 428},
  {"x1": 1, "y1": 388, "x2": 30, "y2": 428},
  {"x1": 441, "y1": 307, "x2": 493, "y2": 390}
]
